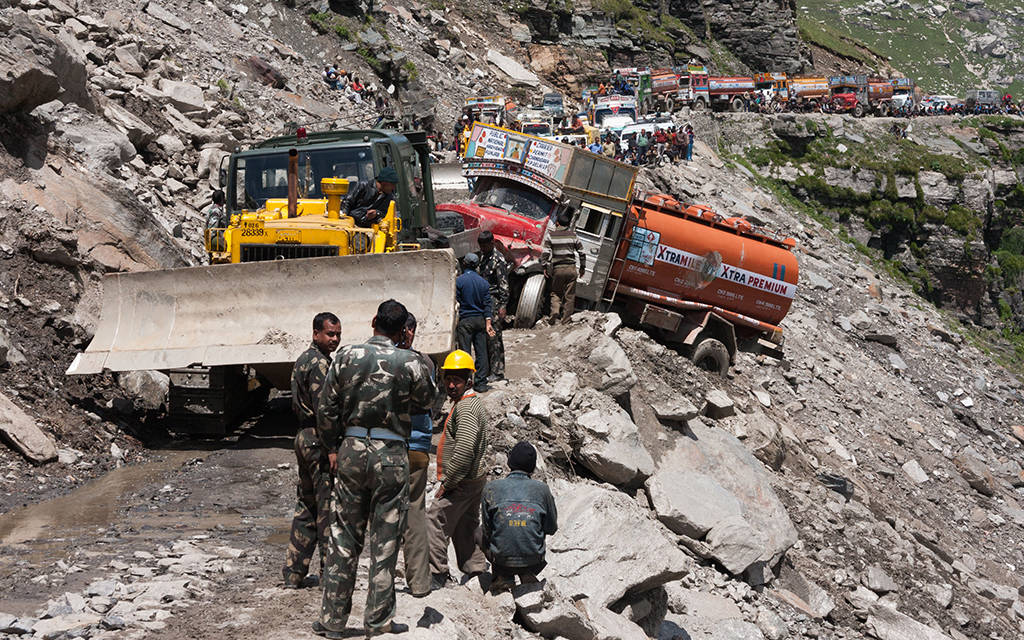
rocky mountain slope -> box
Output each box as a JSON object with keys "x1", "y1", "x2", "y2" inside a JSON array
[
  {"x1": 799, "y1": 0, "x2": 1024, "y2": 97},
  {"x1": 2, "y1": 0, "x2": 1024, "y2": 640}
]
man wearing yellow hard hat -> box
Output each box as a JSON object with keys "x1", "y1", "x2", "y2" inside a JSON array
[{"x1": 425, "y1": 350, "x2": 490, "y2": 590}]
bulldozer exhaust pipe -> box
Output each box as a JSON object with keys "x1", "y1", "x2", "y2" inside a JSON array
[{"x1": 287, "y1": 148, "x2": 298, "y2": 219}]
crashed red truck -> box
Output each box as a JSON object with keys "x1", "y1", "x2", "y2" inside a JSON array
[{"x1": 434, "y1": 123, "x2": 801, "y2": 371}]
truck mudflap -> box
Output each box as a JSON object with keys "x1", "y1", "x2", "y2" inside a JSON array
[
  {"x1": 618, "y1": 285, "x2": 784, "y2": 344},
  {"x1": 66, "y1": 250, "x2": 458, "y2": 385}
]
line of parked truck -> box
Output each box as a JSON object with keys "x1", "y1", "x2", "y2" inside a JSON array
[{"x1": 581, "y1": 66, "x2": 1008, "y2": 122}]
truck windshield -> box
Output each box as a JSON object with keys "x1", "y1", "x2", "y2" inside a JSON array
[
  {"x1": 231, "y1": 145, "x2": 375, "y2": 212},
  {"x1": 472, "y1": 177, "x2": 553, "y2": 221},
  {"x1": 522, "y1": 123, "x2": 551, "y2": 136},
  {"x1": 594, "y1": 107, "x2": 637, "y2": 126}
]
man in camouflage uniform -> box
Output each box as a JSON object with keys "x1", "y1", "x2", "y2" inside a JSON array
[
  {"x1": 283, "y1": 312, "x2": 341, "y2": 589},
  {"x1": 314, "y1": 300, "x2": 436, "y2": 639},
  {"x1": 541, "y1": 209, "x2": 586, "y2": 325},
  {"x1": 477, "y1": 230, "x2": 510, "y2": 382}
]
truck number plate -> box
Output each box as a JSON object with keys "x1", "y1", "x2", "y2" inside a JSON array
[{"x1": 240, "y1": 221, "x2": 266, "y2": 237}]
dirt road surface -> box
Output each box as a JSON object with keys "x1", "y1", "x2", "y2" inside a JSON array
[{"x1": 0, "y1": 330, "x2": 561, "y2": 640}]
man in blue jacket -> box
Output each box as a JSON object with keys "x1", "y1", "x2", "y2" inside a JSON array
[
  {"x1": 480, "y1": 441, "x2": 558, "y2": 593},
  {"x1": 456, "y1": 252, "x2": 495, "y2": 392}
]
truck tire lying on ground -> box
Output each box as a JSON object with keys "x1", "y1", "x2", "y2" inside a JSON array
[
  {"x1": 514, "y1": 273, "x2": 545, "y2": 328},
  {"x1": 730, "y1": 97, "x2": 744, "y2": 113},
  {"x1": 691, "y1": 338, "x2": 730, "y2": 378},
  {"x1": 434, "y1": 211, "x2": 465, "y2": 235}
]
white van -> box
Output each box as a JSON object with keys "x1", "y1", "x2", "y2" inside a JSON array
[{"x1": 965, "y1": 89, "x2": 1000, "y2": 106}]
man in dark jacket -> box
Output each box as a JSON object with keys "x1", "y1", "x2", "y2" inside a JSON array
[
  {"x1": 480, "y1": 441, "x2": 558, "y2": 593},
  {"x1": 455, "y1": 253, "x2": 495, "y2": 392},
  {"x1": 341, "y1": 166, "x2": 398, "y2": 228}
]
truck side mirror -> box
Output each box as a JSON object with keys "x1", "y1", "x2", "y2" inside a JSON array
[{"x1": 218, "y1": 155, "x2": 229, "y2": 191}]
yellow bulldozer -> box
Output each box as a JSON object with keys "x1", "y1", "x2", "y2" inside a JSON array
[
  {"x1": 67, "y1": 128, "x2": 457, "y2": 435},
  {"x1": 205, "y1": 148, "x2": 408, "y2": 263}
]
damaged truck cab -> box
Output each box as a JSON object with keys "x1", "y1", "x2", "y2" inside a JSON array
[{"x1": 435, "y1": 121, "x2": 638, "y2": 328}]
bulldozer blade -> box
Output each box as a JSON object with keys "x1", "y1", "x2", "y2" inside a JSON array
[{"x1": 67, "y1": 250, "x2": 457, "y2": 383}]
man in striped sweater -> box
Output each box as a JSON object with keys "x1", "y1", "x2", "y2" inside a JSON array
[
  {"x1": 426, "y1": 350, "x2": 490, "y2": 590},
  {"x1": 541, "y1": 210, "x2": 586, "y2": 325}
]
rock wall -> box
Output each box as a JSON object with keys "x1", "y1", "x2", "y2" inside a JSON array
[
  {"x1": 0, "y1": 9, "x2": 92, "y2": 114},
  {"x1": 667, "y1": 0, "x2": 811, "y2": 73}
]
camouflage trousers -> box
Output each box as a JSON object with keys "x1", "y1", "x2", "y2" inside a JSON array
[
  {"x1": 282, "y1": 427, "x2": 333, "y2": 585},
  {"x1": 486, "y1": 296, "x2": 505, "y2": 378},
  {"x1": 320, "y1": 437, "x2": 409, "y2": 634}
]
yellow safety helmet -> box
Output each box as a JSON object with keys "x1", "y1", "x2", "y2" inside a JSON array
[{"x1": 442, "y1": 350, "x2": 476, "y2": 372}]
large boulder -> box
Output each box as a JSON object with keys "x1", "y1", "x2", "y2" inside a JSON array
[
  {"x1": 103, "y1": 103, "x2": 156, "y2": 147},
  {"x1": 0, "y1": 391, "x2": 58, "y2": 464},
  {"x1": 575, "y1": 392, "x2": 654, "y2": 486},
  {"x1": 159, "y1": 79, "x2": 207, "y2": 113},
  {"x1": 658, "y1": 419, "x2": 797, "y2": 574},
  {"x1": 866, "y1": 603, "x2": 953, "y2": 640},
  {"x1": 587, "y1": 335, "x2": 637, "y2": 398},
  {"x1": 49, "y1": 103, "x2": 136, "y2": 171},
  {"x1": 722, "y1": 410, "x2": 786, "y2": 471},
  {"x1": 546, "y1": 481, "x2": 692, "y2": 609},
  {"x1": 118, "y1": 371, "x2": 169, "y2": 411},
  {"x1": 513, "y1": 580, "x2": 598, "y2": 640},
  {"x1": 0, "y1": 10, "x2": 91, "y2": 114},
  {"x1": 486, "y1": 49, "x2": 541, "y2": 88},
  {"x1": 646, "y1": 471, "x2": 744, "y2": 538}
]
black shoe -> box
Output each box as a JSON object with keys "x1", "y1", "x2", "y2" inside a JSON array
[
  {"x1": 487, "y1": 374, "x2": 505, "y2": 383},
  {"x1": 430, "y1": 572, "x2": 451, "y2": 591},
  {"x1": 367, "y1": 621, "x2": 408, "y2": 636},
  {"x1": 312, "y1": 621, "x2": 345, "y2": 639},
  {"x1": 474, "y1": 383, "x2": 490, "y2": 393}
]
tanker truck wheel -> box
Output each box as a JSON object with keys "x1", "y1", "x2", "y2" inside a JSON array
[
  {"x1": 692, "y1": 338, "x2": 730, "y2": 378},
  {"x1": 878, "y1": 102, "x2": 889, "y2": 117},
  {"x1": 692, "y1": 99, "x2": 706, "y2": 112},
  {"x1": 513, "y1": 273, "x2": 545, "y2": 328},
  {"x1": 730, "y1": 97, "x2": 744, "y2": 112}
]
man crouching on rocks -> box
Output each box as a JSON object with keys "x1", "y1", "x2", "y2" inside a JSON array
[{"x1": 480, "y1": 441, "x2": 558, "y2": 593}]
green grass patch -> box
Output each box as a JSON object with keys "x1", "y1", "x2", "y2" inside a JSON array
[
  {"x1": 796, "y1": 16, "x2": 881, "y2": 67},
  {"x1": 403, "y1": 61, "x2": 418, "y2": 82},
  {"x1": 357, "y1": 48, "x2": 380, "y2": 72}
]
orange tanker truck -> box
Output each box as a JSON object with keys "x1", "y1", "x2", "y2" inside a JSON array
[{"x1": 572, "y1": 193, "x2": 799, "y2": 373}]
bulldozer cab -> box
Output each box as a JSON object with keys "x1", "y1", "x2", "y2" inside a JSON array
[{"x1": 226, "y1": 129, "x2": 436, "y2": 238}]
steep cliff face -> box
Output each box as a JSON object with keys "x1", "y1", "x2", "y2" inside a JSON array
[{"x1": 668, "y1": 0, "x2": 811, "y2": 73}]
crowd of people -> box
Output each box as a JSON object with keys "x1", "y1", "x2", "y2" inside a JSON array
[
  {"x1": 278, "y1": 213, "x2": 590, "y2": 637},
  {"x1": 286, "y1": 299, "x2": 559, "y2": 638},
  {"x1": 596, "y1": 123, "x2": 695, "y2": 166},
  {"x1": 321, "y1": 65, "x2": 391, "y2": 111}
]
